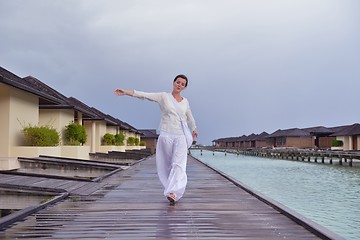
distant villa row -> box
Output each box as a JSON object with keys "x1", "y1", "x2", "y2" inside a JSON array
[
  {"x1": 0, "y1": 66, "x2": 158, "y2": 170},
  {"x1": 212, "y1": 124, "x2": 360, "y2": 151}
]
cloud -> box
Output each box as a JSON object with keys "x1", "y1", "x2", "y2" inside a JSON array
[{"x1": 1, "y1": 0, "x2": 360, "y2": 144}]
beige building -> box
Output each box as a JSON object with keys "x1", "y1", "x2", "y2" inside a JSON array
[
  {"x1": 138, "y1": 129, "x2": 159, "y2": 154},
  {"x1": 213, "y1": 125, "x2": 360, "y2": 151},
  {"x1": 330, "y1": 124, "x2": 360, "y2": 151},
  {"x1": 0, "y1": 66, "x2": 147, "y2": 170}
]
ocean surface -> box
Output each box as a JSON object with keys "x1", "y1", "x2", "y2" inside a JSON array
[{"x1": 190, "y1": 149, "x2": 360, "y2": 240}]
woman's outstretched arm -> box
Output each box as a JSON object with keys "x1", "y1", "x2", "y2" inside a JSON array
[
  {"x1": 114, "y1": 89, "x2": 163, "y2": 103},
  {"x1": 114, "y1": 88, "x2": 134, "y2": 96}
]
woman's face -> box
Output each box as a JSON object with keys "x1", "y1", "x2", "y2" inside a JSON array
[{"x1": 173, "y1": 77, "x2": 187, "y2": 93}]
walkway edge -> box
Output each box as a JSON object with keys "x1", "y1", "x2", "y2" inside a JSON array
[
  {"x1": 190, "y1": 155, "x2": 345, "y2": 240},
  {"x1": 0, "y1": 192, "x2": 69, "y2": 231}
]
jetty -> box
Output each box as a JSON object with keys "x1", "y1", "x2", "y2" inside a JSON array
[
  {"x1": 0, "y1": 155, "x2": 343, "y2": 239},
  {"x1": 213, "y1": 148, "x2": 360, "y2": 167}
]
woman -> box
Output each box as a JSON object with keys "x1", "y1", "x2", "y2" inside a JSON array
[{"x1": 114, "y1": 74, "x2": 198, "y2": 205}]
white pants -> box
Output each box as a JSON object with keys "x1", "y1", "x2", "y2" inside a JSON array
[{"x1": 156, "y1": 131, "x2": 188, "y2": 201}]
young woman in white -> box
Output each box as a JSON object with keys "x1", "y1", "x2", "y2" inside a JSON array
[{"x1": 114, "y1": 74, "x2": 198, "y2": 205}]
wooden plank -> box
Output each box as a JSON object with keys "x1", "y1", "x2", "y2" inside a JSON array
[
  {"x1": 70, "y1": 182, "x2": 103, "y2": 196},
  {"x1": 32, "y1": 179, "x2": 70, "y2": 189},
  {"x1": 0, "y1": 156, "x2": 340, "y2": 239},
  {"x1": 14, "y1": 177, "x2": 49, "y2": 186},
  {"x1": 0, "y1": 174, "x2": 28, "y2": 184},
  {"x1": 63, "y1": 181, "x2": 91, "y2": 193}
]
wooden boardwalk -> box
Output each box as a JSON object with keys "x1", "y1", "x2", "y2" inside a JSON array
[
  {"x1": 0, "y1": 172, "x2": 104, "y2": 196},
  {"x1": 0, "y1": 155, "x2": 342, "y2": 239}
]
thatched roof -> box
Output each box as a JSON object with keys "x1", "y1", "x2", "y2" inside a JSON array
[
  {"x1": 212, "y1": 123, "x2": 360, "y2": 143},
  {"x1": 302, "y1": 126, "x2": 334, "y2": 135},
  {"x1": 330, "y1": 123, "x2": 360, "y2": 136},
  {"x1": 138, "y1": 129, "x2": 159, "y2": 139},
  {"x1": 267, "y1": 128, "x2": 310, "y2": 138},
  {"x1": 0, "y1": 67, "x2": 62, "y2": 104}
]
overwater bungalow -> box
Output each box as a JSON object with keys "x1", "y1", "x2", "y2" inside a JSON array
[
  {"x1": 330, "y1": 123, "x2": 360, "y2": 151},
  {"x1": 212, "y1": 136, "x2": 238, "y2": 148},
  {"x1": 213, "y1": 124, "x2": 360, "y2": 151},
  {"x1": 252, "y1": 132, "x2": 272, "y2": 148},
  {"x1": 212, "y1": 132, "x2": 272, "y2": 149},
  {"x1": 301, "y1": 126, "x2": 336, "y2": 149},
  {"x1": 267, "y1": 128, "x2": 313, "y2": 148},
  {"x1": 237, "y1": 135, "x2": 247, "y2": 148}
]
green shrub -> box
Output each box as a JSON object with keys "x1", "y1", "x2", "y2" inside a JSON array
[
  {"x1": 140, "y1": 141, "x2": 147, "y2": 146},
  {"x1": 114, "y1": 133, "x2": 125, "y2": 146},
  {"x1": 332, "y1": 140, "x2": 344, "y2": 147},
  {"x1": 22, "y1": 125, "x2": 60, "y2": 146},
  {"x1": 127, "y1": 137, "x2": 135, "y2": 146},
  {"x1": 64, "y1": 122, "x2": 87, "y2": 145},
  {"x1": 103, "y1": 133, "x2": 115, "y2": 145},
  {"x1": 134, "y1": 138, "x2": 140, "y2": 146}
]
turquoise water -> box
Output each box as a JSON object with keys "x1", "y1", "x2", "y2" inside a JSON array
[{"x1": 190, "y1": 150, "x2": 360, "y2": 240}]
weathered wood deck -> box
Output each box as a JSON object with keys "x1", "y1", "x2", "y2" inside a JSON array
[
  {"x1": 0, "y1": 172, "x2": 104, "y2": 196},
  {"x1": 0, "y1": 155, "x2": 342, "y2": 239}
]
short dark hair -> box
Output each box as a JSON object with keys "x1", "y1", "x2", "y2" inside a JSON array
[{"x1": 173, "y1": 74, "x2": 188, "y2": 87}]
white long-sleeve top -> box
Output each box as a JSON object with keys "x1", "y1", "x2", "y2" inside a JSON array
[{"x1": 133, "y1": 90, "x2": 197, "y2": 135}]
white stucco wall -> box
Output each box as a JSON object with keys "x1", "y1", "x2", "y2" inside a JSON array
[
  {"x1": 0, "y1": 85, "x2": 38, "y2": 158},
  {"x1": 339, "y1": 135, "x2": 360, "y2": 151},
  {"x1": 83, "y1": 121, "x2": 93, "y2": 147},
  {"x1": 9, "y1": 88, "x2": 39, "y2": 148},
  {"x1": 336, "y1": 136, "x2": 358, "y2": 151},
  {"x1": 0, "y1": 84, "x2": 10, "y2": 156},
  {"x1": 84, "y1": 120, "x2": 107, "y2": 153},
  {"x1": 39, "y1": 109, "x2": 74, "y2": 144},
  {"x1": 98, "y1": 122, "x2": 107, "y2": 150},
  {"x1": 107, "y1": 126, "x2": 117, "y2": 135}
]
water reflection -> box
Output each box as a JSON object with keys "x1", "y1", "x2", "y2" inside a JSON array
[
  {"x1": 156, "y1": 206, "x2": 178, "y2": 238},
  {"x1": 156, "y1": 204, "x2": 199, "y2": 238}
]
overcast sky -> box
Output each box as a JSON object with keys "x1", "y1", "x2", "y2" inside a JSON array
[{"x1": 1, "y1": 0, "x2": 359, "y2": 145}]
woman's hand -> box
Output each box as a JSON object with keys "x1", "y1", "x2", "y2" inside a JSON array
[
  {"x1": 114, "y1": 88, "x2": 134, "y2": 96},
  {"x1": 192, "y1": 129, "x2": 198, "y2": 139}
]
